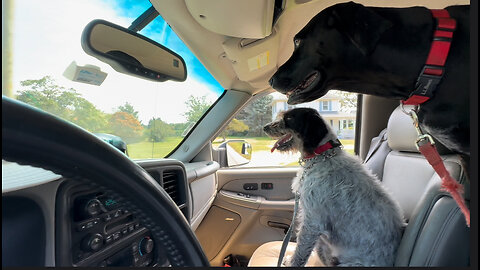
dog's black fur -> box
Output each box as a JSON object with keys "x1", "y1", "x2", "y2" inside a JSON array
[{"x1": 269, "y1": 2, "x2": 470, "y2": 160}]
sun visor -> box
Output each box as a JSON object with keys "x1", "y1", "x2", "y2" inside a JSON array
[
  {"x1": 222, "y1": 30, "x2": 279, "y2": 84},
  {"x1": 185, "y1": 0, "x2": 275, "y2": 39}
]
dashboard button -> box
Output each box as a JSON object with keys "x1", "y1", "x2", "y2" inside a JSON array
[
  {"x1": 103, "y1": 214, "x2": 112, "y2": 222},
  {"x1": 112, "y1": 232, "x2": 121, "y2": 240},
  {"x1": 113, "y1": 209, "x2": 123, "y2": 218},
  {"x1": 82, "y1": 233, "x2": 104, "y2": 252},
  {"x1": 139, "y1": 237, "x2": 154, "y2": 256},
  {"x1": 105, "y1": 235, "x2": 113, "y2": 244},
  {"x1": 85, "y1": 199, "x2": 103, "y2": 216}
]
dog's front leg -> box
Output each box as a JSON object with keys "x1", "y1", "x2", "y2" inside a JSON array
[{"x1": 288, "y1": 219, "x2": 323, "y2": 267}]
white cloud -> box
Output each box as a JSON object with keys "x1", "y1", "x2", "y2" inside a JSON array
[{"x1": 12, "y1": 0, "x2": 221, "y2": 124}]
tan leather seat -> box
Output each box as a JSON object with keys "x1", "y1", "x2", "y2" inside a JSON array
[
  {"x1": 247, "y1": 241, "x2": 323, "y2": 267},
  {"x1": 248, "y1": 106, "x2": 469, "y2": 267}
]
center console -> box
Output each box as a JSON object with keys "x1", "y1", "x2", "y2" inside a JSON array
[{"x1": 55, "y1": 182, "x2": 167, "y2": 267}]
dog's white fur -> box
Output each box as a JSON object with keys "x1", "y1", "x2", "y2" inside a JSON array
[{"x1": 264, "y1": 108, "x2": 405, "y2": 266}]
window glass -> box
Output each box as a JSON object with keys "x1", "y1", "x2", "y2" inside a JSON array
[
  {"x1": 9, "y1": 0, "x2": 223, "y2": 159},
  {"x1": 213, "y1": 91, "x2": 357, "y2": 167}
]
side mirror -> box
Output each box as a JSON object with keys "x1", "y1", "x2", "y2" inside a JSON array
[
  {"x1": 217, "y1": 140, "x2": 252, "y2": 167},
  {"x1": 81, "y1": 19, "x2": 187, "y2": 82},
  {"x1": 94, "y1": 133, "x2": 128, "y2": 156}
]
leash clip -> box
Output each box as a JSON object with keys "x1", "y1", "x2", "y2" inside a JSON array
[
  {"x1": 407, "y1": 109, "x2": 436, "y2": 150},
  {"x1": 415, "y1": 134, "x2": 435, "y2": 150}
]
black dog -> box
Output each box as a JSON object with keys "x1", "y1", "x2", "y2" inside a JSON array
[{"x1": 269, "y1": 2, "x2": 470, "y2": 160}]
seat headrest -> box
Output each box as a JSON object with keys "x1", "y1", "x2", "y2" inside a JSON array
[{"x1": 387, "y1": 105, "x2": 451, "y2": 154}]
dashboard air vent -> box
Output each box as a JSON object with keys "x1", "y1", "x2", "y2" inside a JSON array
[{"x1": 162, "y1": 170, "x2": 180, "y2": 205}]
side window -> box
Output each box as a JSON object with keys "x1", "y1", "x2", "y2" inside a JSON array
[{"x1": 213, "y1": 91, "x2": 357, "y2": 167}]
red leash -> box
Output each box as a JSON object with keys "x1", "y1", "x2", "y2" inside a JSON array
[
  {"x1": 403, "y1": 108, "x2": 470, "y2": 227},
  {"x1": 417, "y1": 140, "x2": 470, "y2": 227},
  {"x1": 401, "y1": 9, "x2": 469, "y2": 227}
]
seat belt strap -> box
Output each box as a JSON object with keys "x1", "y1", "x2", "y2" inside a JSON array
[
  {"x1": 277, "y1": 192, "x2": 300, "y2": 267},
  {"x1": 364, "y1": 128, "x2": 388, "y2": 163}
]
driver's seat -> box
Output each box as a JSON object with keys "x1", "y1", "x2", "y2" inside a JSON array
[{"x1": 248, "y1": 106, "x2": 470, "y2": 267}]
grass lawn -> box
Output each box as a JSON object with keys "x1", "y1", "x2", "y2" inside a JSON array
[
  {"x1": 128, "y1": 136, "x2": 355, "y2": 163},
  {"x1": 127, "y1": 137, "x2": 183, "y2": 159}
]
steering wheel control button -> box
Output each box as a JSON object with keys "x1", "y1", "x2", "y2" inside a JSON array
[
  {"x1": 128, "y1": 224, "x2": 135, "y2": 232},
  {"x1": 82, "y1": 233, "x2": 104, "y2": 252},
  {"x1": 122, "y1": 228, "x2": 129, "y2": 235}
]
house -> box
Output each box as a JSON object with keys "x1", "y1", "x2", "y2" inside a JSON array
[{"x1": 270, "y1": 92, "x2": 356, "y2": 139}]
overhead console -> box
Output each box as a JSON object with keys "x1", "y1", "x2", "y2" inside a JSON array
[{"x1": 185, "y1": 0, "x2": 277, "y2": 39}]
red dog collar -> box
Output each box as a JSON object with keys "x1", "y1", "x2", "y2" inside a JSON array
[
  {"x1": 402, "y1": 9, "x2": 456, "y2": 106},
  {"x1": 303, "y1": 139, "x2": 342, "y2": 159}
]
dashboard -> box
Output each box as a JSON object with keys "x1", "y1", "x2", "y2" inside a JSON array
[{"x1": 2, "y1": 158, "x2": 218, "y2": 267}]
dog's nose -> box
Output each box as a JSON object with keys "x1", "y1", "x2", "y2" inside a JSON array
[{"x1": 263, "y1": 125, "x2": 270, "y2": 132}]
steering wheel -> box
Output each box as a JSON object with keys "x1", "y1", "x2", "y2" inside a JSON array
[{"x1": 2, "y1": 96, "x2": 209, "y2": 267}]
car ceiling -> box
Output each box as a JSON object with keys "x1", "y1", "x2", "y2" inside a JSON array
[{"x1": 151, "y1": 0, "x2": 469, "y2": 96}]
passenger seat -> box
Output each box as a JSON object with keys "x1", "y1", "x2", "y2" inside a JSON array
[{"x1": 248, "y1": 106, "x2": 470, "y2": 267}]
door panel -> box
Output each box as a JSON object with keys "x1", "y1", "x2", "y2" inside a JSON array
[
  {"x1": 195, "y1": 167, "x2": 298, "y2": 266},
  {"x1": 195, "y1": 206, "x2": 241, "y2": 261},
  {"x1": 217, "y1": 167, "x2": 299, "y2": 200}
]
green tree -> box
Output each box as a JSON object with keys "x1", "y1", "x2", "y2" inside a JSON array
[
  {"x1": 170, "y1": 122, "x2": 190, "y2": 136},
  {"x1": 183, "y1": 95, "x2": 212, "y2": 124},
  {"x1": 145, "y1": 117, "x2": 174, "y2": 142},
  {"x1": 220, "y1": 118, "x2": 249, "y2": 140},
  {"x1": 331, "y1": 90, "x2": 358, "y2": 112},
  {"x1": 108, "y1": 112, "x2": 144, "y2": 143},
  {"x1": 236, "y1": 95, "x2": 273, "y2": 137},
  {"x1": 117, "y1": 102, "x2": 140, "y2": 120},
  {"x1": 17, "y1": 76, "x2": 108, "y2": 132}
]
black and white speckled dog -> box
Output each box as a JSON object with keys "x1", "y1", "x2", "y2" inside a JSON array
[{"x1": 263, "y1": 108, "x2": 404, "y2": 267}]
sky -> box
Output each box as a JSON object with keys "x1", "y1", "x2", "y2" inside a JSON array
[{"x1": 11, "y1": 0, "x2": 224, "y2": 124}]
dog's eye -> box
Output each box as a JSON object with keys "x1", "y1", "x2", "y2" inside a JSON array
[
  {"x1": 294, "y1": 38, "x2": 301, "y2": 49},
  {"x1": 284, "y1": 116, "x2": 293, "y2": 124}
]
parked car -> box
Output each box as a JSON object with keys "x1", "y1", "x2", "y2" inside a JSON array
[{"x1": 2, "y1": 0, "x2": 473, "y2": 267}]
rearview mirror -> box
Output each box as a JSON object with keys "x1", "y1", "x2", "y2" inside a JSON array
[{"x1": 81, "y1": 19, "x2": 187, "y2": 82}]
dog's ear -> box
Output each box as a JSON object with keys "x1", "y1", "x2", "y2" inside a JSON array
[
  {"x1": 331, "y1": 2, "x2": 392, "y2": 55},
  {"x1": 301, "y1": 112, "x2": 329, "y2": 152}
]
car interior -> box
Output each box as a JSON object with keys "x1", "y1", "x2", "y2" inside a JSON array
[{"x1": 2, "y1": 0, "x2": 473, "y2": 267}]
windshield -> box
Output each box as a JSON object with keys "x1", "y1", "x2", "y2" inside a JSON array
[{"x1": 7, "y1": 0, "x2": 223, "y2": 159}]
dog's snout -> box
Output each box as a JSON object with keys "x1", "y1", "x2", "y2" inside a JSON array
[
  {"x1": 263, "y1": 124, "x2": 271, "y2": 132},
  {"x1": 269, "y1": 75, "x2": 291, "y2": 91}
]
